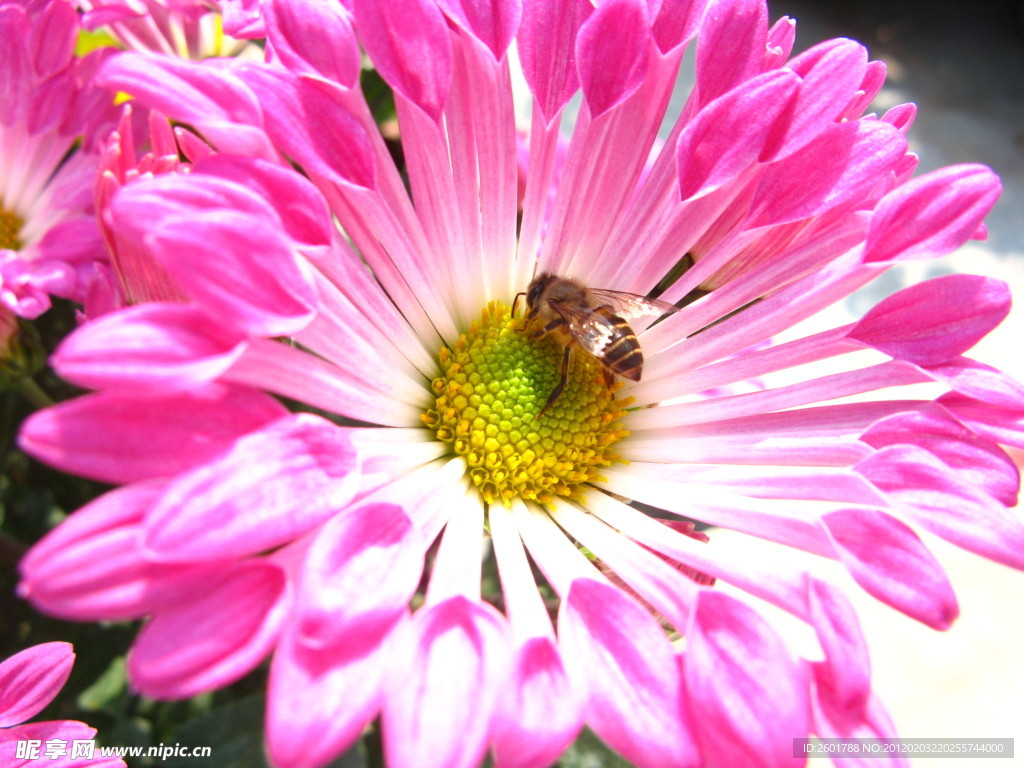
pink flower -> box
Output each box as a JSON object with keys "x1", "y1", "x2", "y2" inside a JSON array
[
  {"x1": 16, "y1": 1, "x2": 1023, "y2": 767},
  {"x1": 0, "y1": 643, "x2": 126, "y2": 767},
  {"x1": 0, "y1": 0, "x2": 117, "y2": 319},
  {"x1": 74, "y1": 0, "x2": 255, "y2": 59}
]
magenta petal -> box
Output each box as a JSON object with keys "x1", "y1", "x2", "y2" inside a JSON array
[
  {"x1": 685, "y1": 591, "x2": 810, "y2": 768},
  {"x1": 52, "y1": 303, "x2": 247, "y2": 394},
  {"x1": 437, "y1": 0, "x2": 522, "y2": 60},
  {"x1": 194, "y1": 155, "x2": 334, "y2": 248},
  {"x1": 28, "y1": 0, "x2": 76, "y2": 79},
  {"x1": 352, "y1": 0, "x2": 453, "y2": 121},
  {"x1": 937, "y1": 392, "x2": 1024, "y2": 450},
  {"x1": 237, "y1": 66, "x2": 376, "y2": 190},
  {"x1": 128, "y1": 560, "x2": 289, "y2": 699},
  {"x1": 652, "y1": 0, "x2": 708, "y2": 53},
  {"x1": 807, "y1": 579, "x2": 870, "y2": 714},
  {"x1": 849, "y1": 274, "x2": 1010, "y2": 365},
  {"x1": 140, "y1": 212, "x2": 317, "y2": 338},
  {"x1": 0, "y1": 643, "x2": 74, "y2": 728},
  {"x1": 860, "y1": 406, "x2": 1019, "y2": 507},
  {"x1": 0, "y1": 720, "x2": 129, "y2": 768},
  {"x1": 748, "y1": 119, "x2": 907, "y2": 227},
  {"x1": 491, "y1": 636, "x2": 584, "y2": 768},
  {"x1": 695, "y1": 0, "x2": 767, "y2": 105},
  {"x1": 778, "y1": 39, "x2": 868, "y2": 155},
  {"x1": 265, "y1": 0, "x2": 361, "y2": 88},
  {"x1": 856, "y1": 445, "x2": 1024, "y2": 570},
  {"x1": 821, "y1": 508, "x2": 958, "y2": 629},
  {"x1": 383, "y1": 598, "x2": 510, "y2": 768},
  {"x1": 266, "y1": 625, "x2": 387, "y2": 768},
  {"x1": 518, "y1": 0, "x2": 591, "y2": 123},
  {"x1": 18, "y1": 385, "x2": 288, "y2": 484},
  {"x1": 864, "y1": 164, "x2": 1001, "y2": 263},
  {"x1": 575, "y1": 0, "x2": 650, "y2": 118},
  {"x1": 18, "y1": 480, "x2": 223, "y2": 621},
  {"x1": 923, "y1": 357, "x2": 1024, "y2": 411},
  {"x1": 296, "y1": 502, "x2": 423, "y2": 653},
  {"x1": 559, "y1": 579, "x2": 697, "y2": 768},
  {"x1": 221, "y1": 0, "x2": 266, "y2": 38},
  {"x1": 145, "y1": 414, "x2": 359, "y2": 562},
  {"x1": 98, "y1": 52, "x2": 261, "y2": 129},
  {"x1": 676, "y1": 69, "x2": 800, "y2": 201}
]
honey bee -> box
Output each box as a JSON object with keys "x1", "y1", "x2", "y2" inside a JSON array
[{"x1": 515, "y1": 273, "x2": 678, "y2": 416}]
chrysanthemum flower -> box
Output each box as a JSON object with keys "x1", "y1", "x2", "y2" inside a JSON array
[
  {"x1": 0, "y1": 642, "x2": 126, "y2": 767},
  {"x1": 16, "y1": 0, "x2": 1024, "y2": 767},
  {"x1": 0, "y1": 0, "x2": 117, "y2": 319}
]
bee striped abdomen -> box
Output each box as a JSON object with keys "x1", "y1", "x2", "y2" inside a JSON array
[{"x1": 598, "y1": 311, "x2": 643, "y2": 381}]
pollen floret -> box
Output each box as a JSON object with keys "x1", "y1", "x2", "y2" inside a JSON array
[
  {"x1": 0, "y1": 208, "x2": 24, "y2": 251},
  {"x1": 423, "y1": 302, "x2": 630, "y2": 506}
]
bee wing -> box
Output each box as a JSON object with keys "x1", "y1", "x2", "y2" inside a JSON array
[
  {"x1": 588, "y1": 289, "x2": 679, "y2": 321},
  {"x1": 550, "y1": 300, "x2": 619, "y2": 358}
]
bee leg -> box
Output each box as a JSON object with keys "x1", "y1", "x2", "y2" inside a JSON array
[
  {"x1": 529, "y1": 317, "x2": 564, "y2": 340},
  {"x1": 512, "y1": 291, "x2": 526, "y2": 317},
  {"x1": 537, "y1": 344, "x2": 572, "y2": 419},
  {"x1": 603, "y1": 368, "x2": 615, "y2": 390}
]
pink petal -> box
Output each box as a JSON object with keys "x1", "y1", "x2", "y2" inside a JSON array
[
  {"x1": 676, "y1": 69, "x2": 800, "y2": 200},
  {"x1": 144, "y1": 414, "x2": 360, "y2": 562},
  {"x1": 128, "y1": 559, "x2": 290, "y2": 699},
  {"x1": 0, "y1": 643, "x2": 74, "y2": 728},
  {"x1": 18, "y1": 384, "x2": 288, "y2": 484},
  {"x1": 748, "y1": 119, "x2": 907, "y2": 227},
  {"x1": 28, "y1": 0, "x2": 76, "y2": 79},
  {"x1": 266, "y1": 624, "x2": 387, "y2": 768},
  {"x1": 684, "y1": 591, "x2": 810, "y2": 768},
  {"x1": 778, "y1": 39, "x2": 868, "y2": 156},
  {"x1": 558, "y1": 579, "x2": 698, "y2": 768},
  {"x1": 849, "y1": 274, "x2": 1010, "y2": 365},
  {"x1": 437, "y1": 0, "x2": 522, "y2": 60},
  {"x1": 811, "y1": 692, "x2": 910, "y2": 768},
  {"x1": 821, "y1": 508, "x2": 958, "y2": 629},
  {"x1": 236, "y1": 66, "x2": 376, "y2": 190},
  {"x1": 864, "y1": 164, "x2": 1002, "y2": 263},
  {"x1": 694, "y1": 0, "x2": 767, "y2": 105},
  {"x1": 18, "y1": 480, "x2": 223, "y2": 621},
  {"x1": 807, "y1": 579, "x2": 870, "y2": 715},
  {"x1": 518, "y1": 0, "x2": 591, "y2": 123},
  {"x1": 140, "y1": 212, "x2": 317, "y2": 338},
  {"x1": 221, "y1": 0, "x2": 266, "y2": 38},
  {"x1": 923, "y1": 356, "x2": 1024, "y2": 411},
  {"x1": 98, "y1": 51, "x2": 261, "y2": 131},
  {"x1": 352, "y1": 0, "x2": 453, "y2": 121},
  {"x1": 52, "y1": 303, "x2": 248, "y2": 394},
  {"x1": 938, "y1": 392, "x2": 1024, "y2": 450},
  {"x1": 856, "y1": 444, "x2": 1024, "y2": 570},
  {"x1": 491, "y1": 636, "x2": 585, "y2": 768},
  {"x1": 296, "y1": 502, "x2": 423, "y2": 653},
  {"x1": 193, "y1": 155, "x2": 334, "y2": 249},
  {"x1": 383, "y1": 598, "x2": 510, "y2": 768},
  {"x1": 265, "y1": 0, "x2": 361, "y2": 88},
  {"x1": 0, "y1": 720, "x2": 127, "y2": 768},
  {"x1": 652, "y1": 0, "x2": 709, "y2": 53},
  {"x1": 575, "y1": 0, "x2": 650, "y2": 118},
  {"x1": 860, "y1": 406, "x2": 1019, "y2": 507}
]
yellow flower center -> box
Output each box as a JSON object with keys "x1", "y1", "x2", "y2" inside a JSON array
[
  {"x1": 423, "y1": 301, "x2": 631, "y2": 506},
  {"x1": 1, "y1": 207, "x2": 24, "y2": 251}
]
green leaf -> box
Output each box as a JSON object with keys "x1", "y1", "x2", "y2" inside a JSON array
[
  {"x1": 557, "y1": 729, "x2": 636, "y2": 768},
  {"x1": 78, "y1": 655, "x2": 127, "y2": 711}
]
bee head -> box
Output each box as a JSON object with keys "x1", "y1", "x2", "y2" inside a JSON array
[{"x1": 526, "y1": 273, "x2": 555, "y2": 310}]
